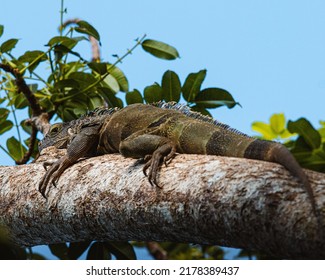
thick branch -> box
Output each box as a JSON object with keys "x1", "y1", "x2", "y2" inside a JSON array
[{"x1": 0, "y1": 147, "x2": 324, "y2": 259}]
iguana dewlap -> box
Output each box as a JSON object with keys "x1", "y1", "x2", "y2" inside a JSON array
[{"x1": 38, "y1": 102, "x2": 315, "y2": 216}]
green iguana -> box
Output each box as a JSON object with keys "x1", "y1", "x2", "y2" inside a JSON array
[{"x1": 38, "y1": 102, "x2": 317, "y2": 219}]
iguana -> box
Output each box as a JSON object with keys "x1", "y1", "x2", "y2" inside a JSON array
[{"x1": 38, "y1": 102, "x2": 317, "y2": 220}]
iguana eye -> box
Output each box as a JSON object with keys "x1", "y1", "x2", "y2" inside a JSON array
[{"x1": 49, "y1": 124, "x2": 62, "y2": 135}]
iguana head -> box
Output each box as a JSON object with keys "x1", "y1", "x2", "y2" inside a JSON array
[{"x1": 38, "y1": 122, "x2": 72, "y2": 152}]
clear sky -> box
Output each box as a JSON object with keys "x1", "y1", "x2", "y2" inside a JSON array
[{"x1": 1, "y1": 0, "x2": 325, "y2": 259}]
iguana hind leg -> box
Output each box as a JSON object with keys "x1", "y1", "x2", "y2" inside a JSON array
[{"x1": 119, "y1": 134, "x2": 177, "y2": 187}]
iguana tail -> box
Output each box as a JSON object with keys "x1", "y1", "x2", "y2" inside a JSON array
[{"x1": 244, "y1": 139, "x2": 317, "y2": 215}]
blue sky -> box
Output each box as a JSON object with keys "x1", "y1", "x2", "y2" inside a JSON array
[{"x1": 1, "y1": 0, "x2": 325, "y2": 259}]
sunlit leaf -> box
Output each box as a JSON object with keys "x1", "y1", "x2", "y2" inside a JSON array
[
  {"x1": 103, "y1": 74, "x2": 120, "y2": 93},
  {"x1": 107, "y1": 64, "x2": 129, "y2": 92},
  {"x1": 252, "y1": 121, "x2": 277, "y2": 140},
  {"x1": 288, "y1": 118, "x2": 321, "y2": 149},
  {"x1": 162, "y1": 70, "x2": 181, "y2": 102},
  {"x1": 0, "y1": 38, "x2": 19, "y2": 53},
  {"x1": 126, "y1": 89, "x2": 143, "y2": 104},
  {"x1": 142, "y1": 39, "x2": 179, "y2": 60},
  {"x1": 270, "y1": 113, "x2": 286, "y2": 134},
  {"x1": 182, "y1": 69, "x2": 207, "y2": 102}
]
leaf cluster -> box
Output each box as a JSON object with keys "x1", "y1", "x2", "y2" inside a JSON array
[{"x1": 252, "y1": 114, "x2": 325, "y2": 172}]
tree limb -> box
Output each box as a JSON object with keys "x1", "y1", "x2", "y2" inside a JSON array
[{"x1": 0, "y1": 147, "x2": 324, "y2": 259}]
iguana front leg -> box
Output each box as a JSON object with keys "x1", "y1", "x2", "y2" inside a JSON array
[
  {"x1": 119, "y1": 134, "x2": 177, "y2": 186},
  {"x1": 39, "y1": 126, "x2": 100, "y2": 198}
]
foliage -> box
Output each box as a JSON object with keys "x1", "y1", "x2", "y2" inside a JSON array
[
  {"x1": 0, "y1": 4, "x2": 239, "y2": 260},
  {"x1": 252, "y1": 114, "x2": 325, "y2": 173},
  {"x1": 0, "y1": 22, "x2": 238, "y2": 165}
]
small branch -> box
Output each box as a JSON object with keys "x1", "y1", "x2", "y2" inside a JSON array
[
  {"x1": 0, "y1": 63, "x2": 46, "y2": 164},
  {"x1": 0, "y1": 63, "x2": 42, "y2": 116},
  {"x1": 15, "y1": 125, "x2": 37, "y2": 165}
]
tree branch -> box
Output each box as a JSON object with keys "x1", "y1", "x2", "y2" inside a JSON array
[{"x1": 0, "y1": 148, "x2": 324, "y2": 259}]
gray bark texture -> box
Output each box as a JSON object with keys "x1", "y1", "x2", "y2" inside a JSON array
[{"x1": 0, "y1": 146, "x2": 324, "y2": 259}]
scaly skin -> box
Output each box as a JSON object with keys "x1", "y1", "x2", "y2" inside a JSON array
[{"x1": 38, "y1": 102, "x2": 317, "y2": 224}]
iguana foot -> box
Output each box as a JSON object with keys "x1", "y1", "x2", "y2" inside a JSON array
[
  {"x1": 143, "y1": 143, "x2": 176, "y2": 187},
  {"x1": 39, "y1": 156, "x2": 73, "y2": 198}
]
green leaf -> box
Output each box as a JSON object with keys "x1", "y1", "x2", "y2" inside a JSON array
[
  {"x1": 75, "y1": 20, "x2": 101, "y2": 43},
  {"x1": 20, "y1": 120, "x2": 32, "y2": 135},
  {"x1": 144, "y1": 84, "x2": 163, "y2": 103},
  {"x1": 14, "y1": 94, "x2": 28, "y2": 109},
  {"x1": 107, "y1": 64, "x2": 129, "y2": 92},
  {"x1": 49, "y1": 243, "x2": 69, "y2": 260},
  {"x1": 54, "y1": 79, "x2": 80, "y2": 90},
  {"x1": 182, "y1": 70, "x2": 207, "y2": 102},
  {"x1": 88, "y1": 62, "x2": 107, "y2": 75},
  {"x1": 68, "y1": 72, "x2": 97, "y2": 88},
  {"x1": 54, "y1": 44, "x2": 85, "y2": 61},
  {"x1": 162, "y1": 70, "x2": 181, "y2": 102},
  {"x1": 195, "y1": 88, "x2": 238, "y2": 109},
  {"x1": 104, "y1": 241, "x2": 136, "y2": 260},
  {"x1": 87, "y1": 242, "x2": 111, "y2": 260},
  {"x1": 97, "y1": 87, "x2": 123, "y2": 108},
  {"x1": 68, "y1": 241, "x2": 91, "y2": 260},
  {"x1": 89, "y1": 96, "x2": 104, "y2": 109},
  {"x1": 47, "y1": 36, "x2": 78, "y2": 49},
  {"x1": 0, "y1": 25, "x2": 4, "y2": 38},
  {"x1": 0, "y1": 108, "x2": 10, "y2": 121},
  {"x1": 252, "y1": 121, "x2": 277, "y2": 140},
  {"x1": 142, "y1": 39, "x2": 180, "y2": 60},
  {"x1": 288, "y1": 118, "x2": 321, "y2": 149},
  {"x1": 0, "y1": 120, "x2": 13, "y2": 135},
  {"x1": 190, "y1": 105, "x2": 212, "y2": 117},
  {"x1": 18, "y1": 50, "x2": 47, "y2": 63},
  {"x1": 126, "y1": 89, "x2": 143, "y2": 104},
  {"x1": 6, "y1": 136, "x2": 27, "y2": 162},
  {"x1": 18, "y1": 50, "x2": 47, "y2": 73},
  {"x1": 0, "y1": 38, "x2": 19, "y2": 53},
  {"x1": 103, "y1": 74, "x2": 120, "y2": 93}
]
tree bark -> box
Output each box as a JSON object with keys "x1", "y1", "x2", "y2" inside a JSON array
[{"x1": 0, "y1": 147, "x2": 324, "y2": 259}]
